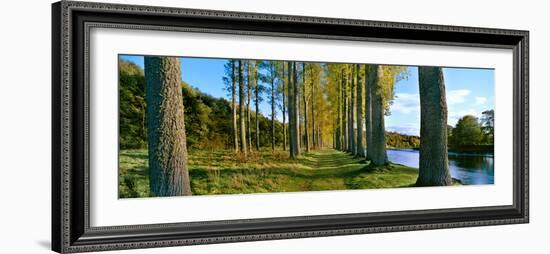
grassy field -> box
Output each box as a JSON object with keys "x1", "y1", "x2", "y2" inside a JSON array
[{"x1": 119, "y1": 148, "x2": 423, "y2": 198}]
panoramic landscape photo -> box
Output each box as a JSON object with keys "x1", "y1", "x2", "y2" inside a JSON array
[{"x1": 118, "y1": 54, "x2": 495, "y2": 198}]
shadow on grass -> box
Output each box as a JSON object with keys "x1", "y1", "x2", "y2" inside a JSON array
[{"x1": 119, "y1": 148, "x2": 420, "y2": 197}]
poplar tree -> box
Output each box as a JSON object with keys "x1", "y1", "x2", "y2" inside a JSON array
[
  {"x1": 223, "y1": 60, "x2": 239, "y2": 153},
  {"x1": 417, "y1": 66, "x2": 452, "y2": 186},
  {"x1": 356, "y1": 64, "x2": 365, "y2": 157},
  {"x1": 246, "y1": 62, "x2": 252, "y2": 152},
  {"x1": 302, "y1": 62, "x2": 310, "y2": 152},
  {"x1": 369, "y1": 65, "x2": 388, "y2": 166},
  {"x1": 238, "y1": 60, "x2": 247, "y2": 156}
]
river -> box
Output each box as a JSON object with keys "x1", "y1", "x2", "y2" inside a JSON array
[{"x1": 385, "y1": 149, "x2": 494, "y2": 185}]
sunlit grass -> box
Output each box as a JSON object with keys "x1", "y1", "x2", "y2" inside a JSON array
[{"x1": 119, "y1": 148, "x2": 422, "y2": 198}]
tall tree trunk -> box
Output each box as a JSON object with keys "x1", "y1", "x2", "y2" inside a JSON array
[
  {"x1": 292, "y1": 62, "x2": 301, "y2": 157},
  {"x1": 365, "y1": 65, "x2": 373, "y2": 160},
  {"x1": 288, "y1": 62, "x2": 297, "y2": 159},
  {"x1": 297, "y1": 83, "x2": 301, "y2": 150},
  {"x1": 370, "y1": 65, "x2": 388, "y2": 166},
  {"x1": 342, "y1": 69, "x2": 348, "y2": 152},
  {"x1": 238, "y1": 61, "x2": 247, "y2": 156},
  {"x1": 231, "y1": 60, "x2": 239, "y2": 153},
  {"x1": 302, "y1": 63, "x2": 310, "y2": 153},
  {"x1": 271, "y1": 65, "x2": 276, "y2": 151},
  {"x1": 346, "y1": 65, "x2": 353, "y2": 153},
  {"x1": 145, "y1": 56, "x2": 191, "y2": 196},
  {"x1": 336, "y1": 71, "x2": 342, "y2": 150},
  {"x1": 350, "y1": 65, "x2": 356, "y2": 155},
  {"x1": 417, "y1": 67, "x2": 452, "y2": 186},
  {"x1": 333, "y1": 123, "x2": 336, "y2": 149},
  {"x1": 356, "y1": 64, "x2": 365, "y2": 157},
  {"x1": 283, "y1": 63, "x2": 287, "y2": 151},
  {"x1": 319, "y1": 126, "x2": 323, "y2": 148},
  {"x1": 247, "y1": 62, "x2": 252, "y2": 152},
  {"x1": 254, "y1": 64, "x2": 260, "y2": 151},
  {"x1": 287, "y1": 62, "x2": 294, "y2": 157},
  {"x1": 311, "y1": 65, "x2": 316, "y2": 149}
]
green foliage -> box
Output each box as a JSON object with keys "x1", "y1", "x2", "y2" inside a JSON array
[
  {"x1": 181, "y1": 82, "x2": 229, "y2": 149},
  {"x1": 379, "y1": 65, "x2": 409, "y2": 115},
  {"x1": 118, "y1": 148, "x2": 421, "y2": 198},
  {"x1": 481, "y1": 109, "x2": 494, "y2": 144},
  {"x1": 385, "y1": 132, "x2": 420, "y2": 148},
  {"x1": 450, "y1": 115, "x2": 484, "y2": 145},
  {"x1": 119, "y1": 60, "x2": 285, "y2": 150},
  {"x1": 119, "y1": 60, "x2": 147, "y2": 149}
]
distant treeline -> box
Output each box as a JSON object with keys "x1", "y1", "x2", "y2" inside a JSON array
[{"x1": 386, "y1": 132, "x2": 420, "y2": 148}]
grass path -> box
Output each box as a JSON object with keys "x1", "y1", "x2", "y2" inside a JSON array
[{"x1": 119, "y1": 148, "x2": 420, "y2": 198}]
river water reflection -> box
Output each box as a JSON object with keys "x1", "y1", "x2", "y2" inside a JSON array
[{"x1": 386, "y1": 149, "x2": 494, "y2": 185}]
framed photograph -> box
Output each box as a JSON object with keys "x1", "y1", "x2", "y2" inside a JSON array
[{"x1": 52, "y1": 1, "x2": 529, "y2": 253}]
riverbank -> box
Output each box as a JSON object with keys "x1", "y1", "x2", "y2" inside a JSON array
[
  {"x1": 119, "y1": 148, "x2": 423, "y2": 198},
  {"x1": 448, "y1": 145, "x2": 494, "y2": 155},
  {"x1": 407, "y1": 145, "x2": 494, "y2": 156}
]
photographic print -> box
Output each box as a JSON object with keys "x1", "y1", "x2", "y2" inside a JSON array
[
  {"x1": 52, "y1": 3, "x2": 528, "y2": 251},
  {"x1": 118, "y1": 55, "x2": 495, "y2": 198}
]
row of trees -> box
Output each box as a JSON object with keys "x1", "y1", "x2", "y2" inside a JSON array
[
  {"x1": 223, "y1": 60, "x2": 453, "y2": 186},
  {"x1": 224, "y1": 60, "x2": 332, "y2": 159},
  {"x1": 327, "y1": 64, "x2": 408, "y2": 166},
  {"x1": 120, "y1": 59, "x2": 423, "y2": 152},
  {"x1": 322, "y1": 64, "x2": 451, "y2": 186},
  {"x1": 135, "y1": 55, "x2": 486, "y2": 196}
]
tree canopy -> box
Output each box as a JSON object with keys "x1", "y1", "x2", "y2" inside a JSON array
[{"x1": 450, "y1": 115, "x2": 485, "y2": 146}]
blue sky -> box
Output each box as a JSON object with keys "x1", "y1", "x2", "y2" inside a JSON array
[
  {"x1": 386, "y1": 67, "x2": 494, "y2": 135},
  {"x1": 120, "y1": 55, "x2": 494, "y2": 136}
]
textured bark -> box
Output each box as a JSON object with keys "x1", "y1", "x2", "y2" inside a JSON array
[
  {"x1": 238, "y1": 61, "x2": 247, "y2": 156},
  {"x1": 342, "y1": 70, "x2": 348, "y2": 151},
  {"x1": 254, "y1": 63, "x2": 260, "y2": 151},
  {"x1": 145, "y1": 56, "x2": 191, "y2": 196},
  {"x1": 311, "y1": 65, "x2": 317, "y2": 149},
  {"x1": 271, "y1": 64, "x2": 276, "y2": 151},
  {"x1": 288, "y1": 62, "x2": 300, "y2": 159},
  {"x1": 365, "y1": 65, "x2": 374, "y2": 160},
  {"x1": 333, "y1": 123, "x2": 336, "y2": 149},
  {"x1": 246, "y1": 63, "x2": 252, "y2": 152},
  {"x1": 318, "y1": 126, "x2": 322, "y2": 148},
  {"x1": 347, "y1": 67, "x2": 353, "y2": 153},
  {"x1": 333, "y1": 123, "x2": 337, "y2": 149},
  {"x1": 282, "y1": 63, "x2": 287, "y2": 151},
  {"x1": 293, "y1": 62, "x2": 301, "y2": 156},
  {"x1": 297, "y1": 80, "x2": 301, "y2": 150},
  {"x1": 369, "y1": 65, "x2": 388, "y2": 166},
  {"x1": 356, "y1": 64, "x2": 365, "y2": 157},
  {"x1": 287, "y1": 62, "x2": 294, "y2": 157},
  {"x1": 417, "y1": 67, "x2": 452, "y2": 186},
  {"x1": 336, "y1": 71, "x2": 342, "y2": 150},
  {"x1": 231, "y1": 60, "x2": 238, "y2": 153},
  {"x1": 302, "y1": 63, "x2": 310, "y2": 152},
  {"x1": 350, "y1": 66, "x2": 356, "y2": 155}
]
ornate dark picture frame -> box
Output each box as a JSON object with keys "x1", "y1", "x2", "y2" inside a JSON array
[{"x1": 52, "y1": 1, "x2": 529, "y2": 253}]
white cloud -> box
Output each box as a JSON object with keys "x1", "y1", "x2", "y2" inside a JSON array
[
  {"x1": 475, "y1": 96, "x2": 487, "y2": 105},
  {"x1": 447, "y1": 89, "x2": 471, "y2": 105},
  {"x1": 391, "y1": 93, "x2": 419, "y2": 114},
  {"x1": 392, "y1": 90, "x2": 473, "y2": 116},
  {"x1": 387, "y1": 125, "x2": 420, "y2": 136}
]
